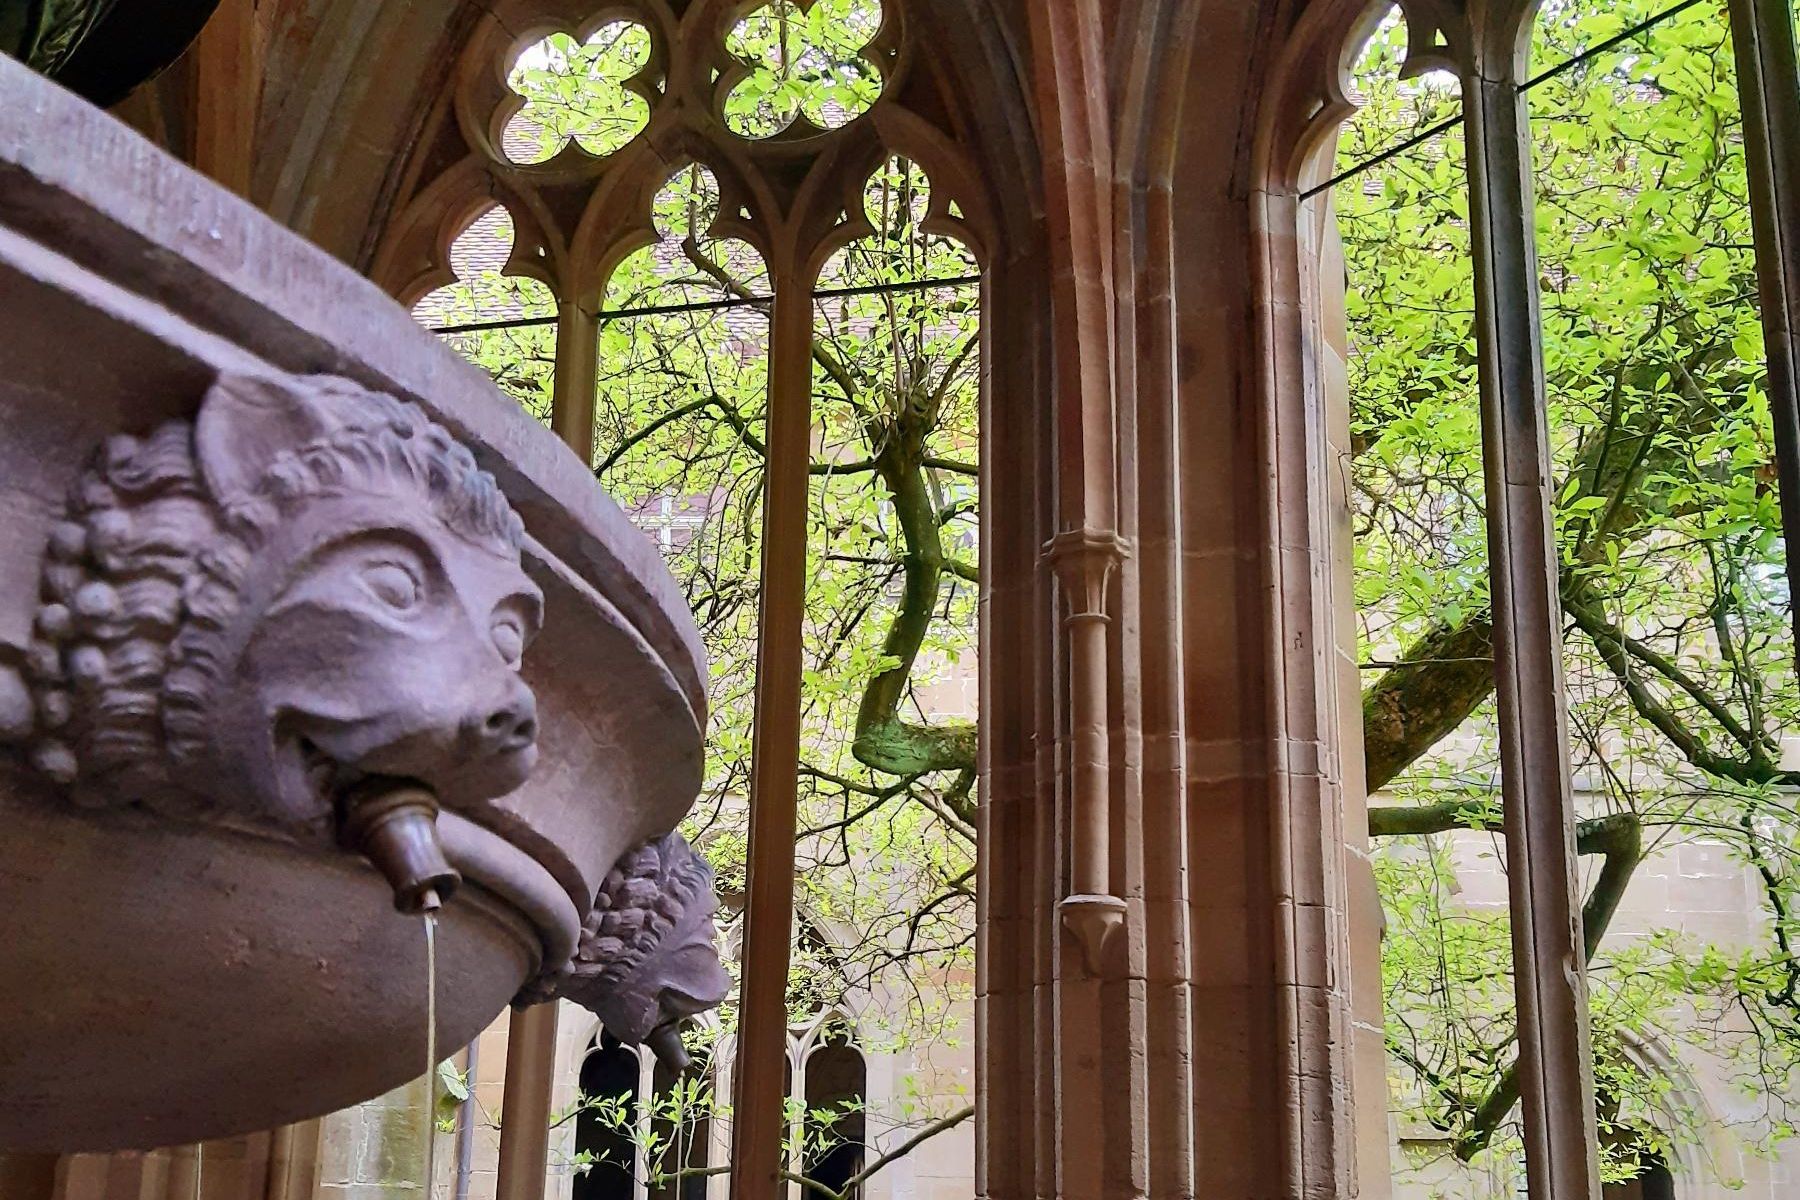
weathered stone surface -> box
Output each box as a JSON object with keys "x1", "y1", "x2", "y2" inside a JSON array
[
  {"x1": 0, "y1": 792, "x2": 535, "y2": 1150},
  {"x1": 0, "y1": 54, "x2": 715, "y2": 1152}
]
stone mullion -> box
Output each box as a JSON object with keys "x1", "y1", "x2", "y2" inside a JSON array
[
  {"x1": 492, "y1": 864, "x2": 563, "y2": 1199},
  {"x1": 263, "y1": 1120, "x2": 322, "y2": 1200},
  {"x1": 1309, "y1": 191, "x2": 1393, "y2": 1200},
  {"x1": 548, "y1": 300, "x2": 600, "y2": 463},
  {"x1": 1457, "y1": 7, "x2": 1602, "y2": 1196},
  {"x1": 727, "y1": 266, "x2": 813, "y2": 1200},
  {"x1": 1727, "y1": 0, "x2": 1800, "y2": 665},
  {"x1": 497, "y1": 277, "x2": 602, "y2": 1200}
]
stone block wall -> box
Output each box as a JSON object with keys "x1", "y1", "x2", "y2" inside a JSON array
[{"x1": 314, "y1": 1077, "x2": 449, "y2": 1200}]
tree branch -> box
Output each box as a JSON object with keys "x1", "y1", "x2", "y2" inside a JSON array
[
  {"x1": 841, "y1": 1105, "x2": 975, "y2": 1197},
  {"x1": 1362, "y1": 616, "x2": 1495, "y2": 791},
  {"x1": 1368, "y1": 799, "x2": 1643, "y2": 1161},
  {"x1": 649, "y1": 1108, "x2": 976, "y2": 1200},
  {"x1": 1564, "y1": 586, "x2": 1778, "y2": 776},
  {"x1": 851, "y1": 422, "x2": 977, "y2": 778},
  {"x1": 593, "y1": 392, "x2": 754, "y2": 475}
]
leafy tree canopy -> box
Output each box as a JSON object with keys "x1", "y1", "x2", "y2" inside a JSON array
[{"x1": 1341, "y1": 0, "x2": 1800, "y2": 1186}]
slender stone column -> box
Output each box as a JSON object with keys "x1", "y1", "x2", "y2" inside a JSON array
[
  {"x1": 264, "y1": 1122, "x2": 321, "y2": 1200},
  {"x1": 1048, "y1": 529, "x2": 1131, "y2": 969},
  {"x1": 1459, "y1": 12, "x2": 1601, "y2": 1197},
  {"x1": 0, "y1": 1153, "x2": 56, "y2": 1199},
  {"x1": 1728, "y1": 0, "x2": 1800, "y2": 662},
  {"x1": 497, "y1": 292, "x2": 601, "y2": 1200},
  {"x1": 495, "y1": 1006, "x2": 559, "y2": 1200},
  {"x1": 550, "y1": 301, "x2": 600, "y2": 461},
  {"x1": 729, "y1": 270, "x2": 815, "y2": 1199}
]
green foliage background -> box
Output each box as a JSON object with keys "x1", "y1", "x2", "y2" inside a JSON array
[
  {"x1": 420, "y1": 1, "x2": 978, "y2": 1060},
  {"x1": 1342, "y1": 1, "x2": 1800, "y2": 1187}
]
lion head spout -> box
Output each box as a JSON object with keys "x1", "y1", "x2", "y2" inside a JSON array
[
  {"x1": 524, "y1": 831, "x2": 731, "y2": 1068},
  {"x1": 18, "y1": 371, "x2": 544, "y2": 834}
]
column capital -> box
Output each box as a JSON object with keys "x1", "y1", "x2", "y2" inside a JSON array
[
  {"x1": 1042, "y1": 526, "x2": 1132, "y2": 620},
  {"x1": 1058, "y1": 893, "x2": 1128, "y2": 975}
]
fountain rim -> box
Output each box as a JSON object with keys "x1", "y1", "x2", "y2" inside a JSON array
[{"x1": 0, "y1": 53, "x2": 709, "y2": 730}]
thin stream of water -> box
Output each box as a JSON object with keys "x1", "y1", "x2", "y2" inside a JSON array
[{"x1": 424, "y1": 912, "x2": 438, "y2": 1199}]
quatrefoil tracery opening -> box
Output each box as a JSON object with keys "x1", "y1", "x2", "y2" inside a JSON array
[
  {"x1": 501, "y1": 20, "x2": 655, "y2": 165},
  {"x1": 722, "y1": 0, "x2": 886, "y2": 140}
]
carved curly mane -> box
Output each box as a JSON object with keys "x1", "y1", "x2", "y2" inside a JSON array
[
  {"x1": 21, "y1": 374, "x2": 524, "y2": 806},
  {"x1": 580, "y1": 832, "x2": 716, "y2": 988}
]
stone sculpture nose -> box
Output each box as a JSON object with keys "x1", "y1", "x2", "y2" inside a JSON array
[{"x1": 471, "y1": 677, "x2": 537, "y2": 754}]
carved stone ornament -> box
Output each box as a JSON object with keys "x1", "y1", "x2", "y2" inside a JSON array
[
  {"x1": 523, "y1": 830, "x2": 732, "y2": 1068},
  {"x1": 2, "y1": 370, "x2": 543, "y2": 837},
  {"x1": 0, "y1": 59, "x2": 714, "y2": 1149}
]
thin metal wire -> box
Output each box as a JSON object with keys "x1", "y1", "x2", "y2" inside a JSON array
[
  {"x1": 428, "y1": 272, "x2": 982, "y2": 336},
  {"x1": 1303, "y1": 113, "x2": 1463, "y2": 200},
  {"x1": 1304, "y1": 0, "x2": 1711, "y2": 200},
  {"x1": 1520, "y1": 0, "x2": 1709, "y2": 90}
]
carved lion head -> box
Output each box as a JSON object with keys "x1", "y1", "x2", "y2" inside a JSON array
[
  {"x1": 22, "y1": 372, "x2": 544, "y2": 832},
  {"x1": 525, "y1": 831, "x2": 731, "y2": 1052}
]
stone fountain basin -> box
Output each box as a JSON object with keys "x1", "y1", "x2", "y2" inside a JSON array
[
  {"x1": 0, "y1": 58, "x2": 708, "y2": 1151},
  {"x1": 0, "y1": 789, "x2": 564, "y2": 1151}
]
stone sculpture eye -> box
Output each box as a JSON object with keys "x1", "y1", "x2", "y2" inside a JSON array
[
  {"x1": 491, "y1": 613, "x2": 526, "y2": 666},
  {"x1": 361, "y1": 561, "x2": 422, "y2": 612}
]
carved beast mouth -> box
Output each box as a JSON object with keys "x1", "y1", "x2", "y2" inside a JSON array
[
  {"x1": 278, "y1": 722, "x2": 388, "y2": 820},
  {"x1": 281, "y1": 718, "x2": 535, "y2": 817},
  {"x1": 295, "y1": 735, "x2": 341, "y2": 804}
]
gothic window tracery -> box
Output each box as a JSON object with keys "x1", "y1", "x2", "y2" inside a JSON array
[
  {"x1": 380, "y1": 2, "x2": 994, "y2": 1191},
  {"x1": 567, "y1": 914, "x2": 875, "y2": 1200},
  {"x1": 799, "y1": 1021, "x2": 867, "y2": 1198},
  {"x1": 575, "y1": 1031, "x2": 646, "y2": 1200},
  {"x1": 408, "y1": 204, "x2": 557, "y2": 423}
]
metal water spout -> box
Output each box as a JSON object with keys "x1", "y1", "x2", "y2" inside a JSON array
[
  {"x1": 646, "y1": 1024, "x2": 692, "y2": 1073},
  {"x1": 339, "y1": 779, "x2": 462, "y2": 914}
]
